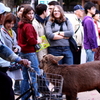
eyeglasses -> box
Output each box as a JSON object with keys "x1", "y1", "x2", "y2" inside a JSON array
[{"x1": 54, "y1": 10, "x2": 60, "y2": 13}]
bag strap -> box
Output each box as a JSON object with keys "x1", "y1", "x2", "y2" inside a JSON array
[
  {"x1": 65, "y1": 18, "x2": 80, "y2": 34},
  {"x1": 75, "y1": 25, "x2": 80, "y2": 33}
]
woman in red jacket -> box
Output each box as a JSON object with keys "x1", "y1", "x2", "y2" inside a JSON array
[{"x1": 18, "y1": 6, "x2": 42, "y2": 100}]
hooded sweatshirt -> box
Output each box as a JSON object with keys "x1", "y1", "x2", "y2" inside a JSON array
[
  {"x1": 18, "y1": 21, "x2": 37, "y2": 53},
  {"x1": 82, "y1": 16, "x2": 98, "y2": 49}
]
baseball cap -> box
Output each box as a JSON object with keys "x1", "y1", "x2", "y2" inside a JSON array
[
  {"x1": 74, "y1": 5, "x2": 84, "y2": 11},
  {"x1": 0, "y1": 3, "x2": 11, "y2": 14}
]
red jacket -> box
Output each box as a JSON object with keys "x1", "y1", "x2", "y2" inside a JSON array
[{"x1": 18, "y1": 21, "x2": 37, "y2": 53}]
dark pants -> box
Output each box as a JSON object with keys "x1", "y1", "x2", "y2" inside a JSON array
[
  {"x1": 0, "y1": 67, "x2": 14, "y2": 100},
  {"x1": 73, "y1": 46, "x2": 81, "y2": 64}
]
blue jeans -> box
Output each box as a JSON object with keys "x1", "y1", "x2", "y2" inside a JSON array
[
  {"x1": 85, "y1": 49, "x2": 95, "y2": 62},
  {"x1": 20, "y1": 52, "x2": 41, "y2": 100},
  {"x1": 48, "y1": 46, "x2": 73, "y2": 65}
]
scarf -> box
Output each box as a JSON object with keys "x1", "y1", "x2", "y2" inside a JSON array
[{"x1": 35, "y1": 14, "x2": 45, "y2": 24}]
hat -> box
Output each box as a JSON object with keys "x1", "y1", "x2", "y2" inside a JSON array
[
  {"x1": 74, "y1": 5, "x2": 84, "y2": 11},
  {"x1": 0, "y1": 3, "x2": 11, "y2": 14}
]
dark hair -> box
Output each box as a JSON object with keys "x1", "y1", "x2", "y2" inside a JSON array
[
  {"x1": 17, "y1": 5, "x2": 24, "y2": 12},
  {"x1": 21, "y1": 6, "x2": 34, "y2": 23},
  {"x1": 36, "y1": 4, "x2": 47, "y2": 15},
  {"x1": 84, "y1": 1, "x2": 96, "y2": 14},
  {"x1": 92, "y1": 9, "x2": 100, "y2": 17},
  {"x1": 22, "y1": 6, "x2": 34, "y2": 18},
  {"x1": 48, "y1": 1, "x2": 59, "y2": 5},
  {"x1": 3, "y1": 13, "x2": 16, "y2": 26},
  {"x1": 50, "y1": 5, "x2": 66, "y2": 23}
]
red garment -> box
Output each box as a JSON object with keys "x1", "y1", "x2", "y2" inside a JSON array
[
  {"x1": 94, "y1": 21, "x2": 100, "y2": 38},
  {"x1": 18, "y1": 21, "x2": 37, "y2": 53}
]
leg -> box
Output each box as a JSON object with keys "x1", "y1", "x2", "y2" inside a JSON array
[
  {"x1": 14, "y1": 80, "x2": 21, "y2": 95},
  {"x1": 66, "y1": 93, "x2": 77, "y2": 100},
  {"x1": 85, "y1": 49, "x2": 95, "y2": 62},
  {"x1": 21, "y1": 52, "x2": 41, "y2": 98},
  {"x1": 0, "y1": 71, "x2": 14, "y2": 100},
  {"x1": 21, "y1": 66, "x2": 30, "y2": 100},
  {"x1": 63, "y1": 46, "x2": 73, "y2": 65},
  {"x1": 73, "y1": 46, "x2": 81, "y2": 64}
]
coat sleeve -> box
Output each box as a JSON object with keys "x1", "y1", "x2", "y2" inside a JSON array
[
  {"x1": 0, "y1": 44, "x2": 21, "y2": 62},
  {"x1": 24, "y1": 24, "x2": 37, "y2": 45},
  {"x1": 64, "y1": 19, "x2": 74, "y2": 37},
  {"x1": 86, "y1": 20, "x2": 97, "y2": 49}
]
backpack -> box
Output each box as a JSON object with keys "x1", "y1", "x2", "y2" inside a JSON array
[{"x1": 65, "y1": 18, "x2": 78, "y2": 52}]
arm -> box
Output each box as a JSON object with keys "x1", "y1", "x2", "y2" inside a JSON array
[
  {"x1": 45, "y1": 21, "x2": 64, "y2": 40},
  {"x1": 0, "y1": 44, "x2": 30, "y2": 67},
  {"x1": 86, "y1": 20, "x2": 97, "y2": 49},
  {"x1": 58, "y1": 19, "x2": 74, "y2": 37},
  {"x1": 13, "y1": 30, "x2": 21, "y2": 52}
]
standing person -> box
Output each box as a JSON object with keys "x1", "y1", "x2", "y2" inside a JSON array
[
  {"x1": 13, "y1": 5, "x2": 24, "y2": 38},
  {"x1": 1, "y1": 13, "x2": 22, "y2": 95},
  {"x1": 70, "y1": 5, "x2": 84, "y2": 64},
  {"x1": 0, "y1": 3, "x2": 31, "y2": 100},
  {"x1": 45, "y1": 1, "x2": 59, "y2": 24},
  {"x1": 12, "y1": 5, "x2": 24, "y2": 95},
  {"x1": 92, "y1": 10, "x2": 100, "y2": 60},
  {"x1": 18, "y1": 6, "x2": 42, "y2": 100},
  {"x1": 48, "y1": 1, "x2": 59, "y2": 14},
  {"x1": 32, "y1": 4, "x2": 48, "y2": 62},
  {"x1": 45, "y1": 5, "x2": 74, "y2": 65},
  {"x1": 82, "y1": 1, "x2": 98, "y2": 62}
]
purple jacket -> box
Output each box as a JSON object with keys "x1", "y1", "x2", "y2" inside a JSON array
[{"x1": 82, "y1": 16, "x2": 98, "y2": 49}]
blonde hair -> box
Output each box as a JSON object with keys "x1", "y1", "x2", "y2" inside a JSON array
[{"x1": 50, "y1": 5, "x2": 66, "y2": 23}]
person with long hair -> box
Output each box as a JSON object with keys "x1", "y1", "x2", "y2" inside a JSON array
[
  {"x1": 45, "y1": 5, "x2": 74, "y2": 65},
  {"x1": 18, "y1": 6, "x2": 42, "y2": 100}
]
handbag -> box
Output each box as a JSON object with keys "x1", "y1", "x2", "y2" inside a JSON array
[
  {"x1": 69, "y1": 36, "x2": 78, "y2": 52},
  {"x1": 8, "y1": 62, "x2": 22, "y2": 71}
]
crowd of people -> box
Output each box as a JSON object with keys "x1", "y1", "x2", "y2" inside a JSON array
[{"x1": 0, "y1": 1, "x2": 100, "y2": 100}]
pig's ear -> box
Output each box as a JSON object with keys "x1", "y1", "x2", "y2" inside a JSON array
[{"x1": 54, "y1": 56, "x2": 64, "y2": 62}]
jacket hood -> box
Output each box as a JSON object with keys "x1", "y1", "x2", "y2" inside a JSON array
[
  {"x1": 82, "y1": 16, "x2": 92, "y2": 26},
  {"x1": 18, "y1": 21, "x2": 24, "y2": 28}
]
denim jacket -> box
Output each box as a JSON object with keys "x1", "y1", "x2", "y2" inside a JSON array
[{"x1": 0, "y1": 44, "x2": 21, "y2": 67}]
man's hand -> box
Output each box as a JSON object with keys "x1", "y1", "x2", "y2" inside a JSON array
[
  {"x1": 19, "y1": 59, "x2": 31, "y2": 68},
  {"x1": 92, "y1": 48, "x2": 97, "y2": 52}
]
